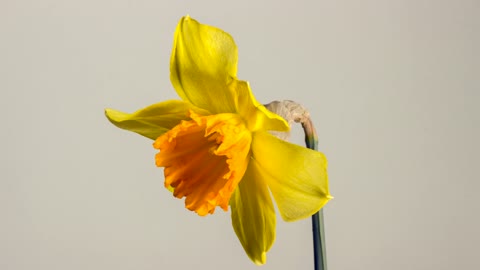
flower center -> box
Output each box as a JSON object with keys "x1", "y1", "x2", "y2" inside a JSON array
[{"x1": 153, "y1": 111, "x2": 252, "y2": 216}]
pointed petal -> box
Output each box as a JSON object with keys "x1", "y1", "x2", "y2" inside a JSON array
[
  {"x1": 105, "y1": 100, "x2": 209, "y2": 140},
  {"x1": 230, "y1": 159, "x2": 276, "y2": 265},
  {"x1": 251, "y1": 131, "x2": 332, "y2": 222},
  {"x1": 231, "y1": 79, "x2": 289, "y2": 132},
  {"x1": 170, "y1": 16, "x2": 238, "y2": 113}
]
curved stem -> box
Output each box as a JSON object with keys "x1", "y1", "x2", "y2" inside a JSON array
[
  {"x1": 264, "y1": 100, "x2": 328, "y2": 270},
  {"x1": 302, "y1": 118, "x2": 328, "y2": 270}
]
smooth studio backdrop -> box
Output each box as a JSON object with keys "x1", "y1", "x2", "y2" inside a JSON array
[{"x1": 2, "y1": 1, "x2": 479, "y2": 269}]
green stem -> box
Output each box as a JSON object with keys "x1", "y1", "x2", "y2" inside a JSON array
[{"x1": 302, "y1": 119, "x2": 328, "y2": 270}]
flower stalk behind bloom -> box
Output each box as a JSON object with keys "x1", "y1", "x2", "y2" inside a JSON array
[
  {"x1": 266, "y1": 100, "x2": 330, "y2": 270},
  {"x1": 105, "y1": 16, "x2": 332, "y2": 265}
]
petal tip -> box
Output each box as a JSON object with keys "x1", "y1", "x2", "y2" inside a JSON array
[
  {"x1": 104, "y1": 108, "x2": 125, "y2": 123},
  {"x1": 279, "y1": 193, "x2": 333, "y2": 223},
  {"x1": 104, "y1": 108, "x2": 112, "y2": 116},
  {"x1": 252, "y1": 252, "x2": 267, "y2": 265}
]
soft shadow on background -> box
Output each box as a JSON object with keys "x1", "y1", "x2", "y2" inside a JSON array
[{"x1": 2, "y1": 1, "x2": 479, "y2": 269}]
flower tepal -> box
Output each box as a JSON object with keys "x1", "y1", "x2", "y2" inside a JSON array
[{"x1": 105, "y1": 15, "x2": 332, "y2": 265}]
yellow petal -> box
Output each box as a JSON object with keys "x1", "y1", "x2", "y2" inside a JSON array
[
  {"x1": 231, "y1": 79, "x2": 289, "y2": 132},
  {"x1": 251, "y1": 131, "x2": 332, "y2": 222},
  {"x1": 170, "y1": 16, "x2": 238, "y2": 113},
  {"x1": 154, "y1": 111, "x2": 251, "y2": 216},
  {"x1": 230, "y1": 159, "x2": 276, "y2": 265},
  {"x1": 105, "y1": 100, "x2": 208, "y2": 140}
]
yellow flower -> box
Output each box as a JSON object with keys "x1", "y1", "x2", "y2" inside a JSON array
[{"x1": 105, "y1": 16, "x2": 331, "y2": 265}]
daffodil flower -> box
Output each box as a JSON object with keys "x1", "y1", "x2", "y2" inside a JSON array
[{"x1": 105, "y1": 15, "x2": 332, "y2": 265}]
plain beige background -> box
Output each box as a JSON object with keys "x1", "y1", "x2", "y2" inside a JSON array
[{"x1": 2, "y1": 0, "x2": 479, "y2": 269}]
